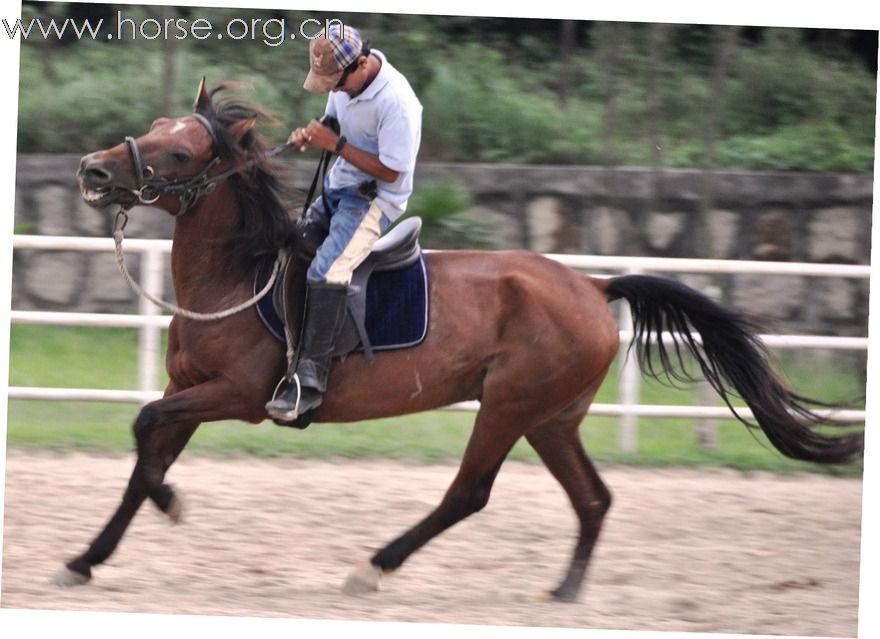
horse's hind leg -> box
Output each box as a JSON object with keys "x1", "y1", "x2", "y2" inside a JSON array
[
  {"x1": 343, "y1": 405, "x2": 524, "y2": 594},
  {"x1": 526, "y1": 407, "x2": 611, "y2": 602},
  {"x1": 53, "y1": 420, "x2": 199, "y2": 586}
]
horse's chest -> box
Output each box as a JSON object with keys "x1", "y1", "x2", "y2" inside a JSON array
[
  {"x1": 166, "y1": 349, "x2": 210, "y2": 388},
  {"x1": 165, "y1": 326, "x2": 222, "y2": 387}
]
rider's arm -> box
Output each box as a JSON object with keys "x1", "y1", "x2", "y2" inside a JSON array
[
  {"x1": 288, "y1": 119, "x2": 400, "y2": 184},
  {"x1": 335, "y1": 142, "x2": 400, "y2": 183}
]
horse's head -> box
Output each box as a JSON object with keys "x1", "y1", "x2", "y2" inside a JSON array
[{"x1": 77, "y1": 78, "x2": 256, "y2": 216}]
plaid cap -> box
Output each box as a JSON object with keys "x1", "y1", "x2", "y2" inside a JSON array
[{"x1": 303, "y1": 25, "x2": 364, "y2": 93}]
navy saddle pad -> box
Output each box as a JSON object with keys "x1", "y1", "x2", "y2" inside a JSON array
[
  {"x1": 360, "y1": 254, "x2": 429, "y2": 351},
  {"x1": 256, "y1": 254, "x2": 429, "y2": 353}
]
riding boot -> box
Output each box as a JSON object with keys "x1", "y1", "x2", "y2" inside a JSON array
[{"x1": 266, "y1": 282, "x2": 349, "y2": 422}]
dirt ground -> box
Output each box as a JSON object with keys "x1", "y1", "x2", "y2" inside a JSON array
[{"x1": 0, "y1": 450, "x2": 864, "y2": 636}]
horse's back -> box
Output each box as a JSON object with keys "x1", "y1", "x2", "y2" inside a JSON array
[
  {"x1": 424, "y1": 248, "x2": 619, "y2": 358},
  {"x1": 425, "y1": 249, "x2": 614, "y2": 320}
]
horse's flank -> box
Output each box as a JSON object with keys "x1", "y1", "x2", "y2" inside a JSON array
[{"x1": 318, "y1": 250, "x2": 620, "y2": 423}]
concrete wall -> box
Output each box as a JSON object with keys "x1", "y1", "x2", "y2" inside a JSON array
[{"x1": 12, "y1": 154, "x2": 873, "y2": 338}]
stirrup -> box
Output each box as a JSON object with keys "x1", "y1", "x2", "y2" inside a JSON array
[{"x1": 267, "y1": 373, "x2": 303, "y2": 422}]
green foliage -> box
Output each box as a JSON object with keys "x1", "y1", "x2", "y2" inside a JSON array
[
  {"x1": 712, "y1": 122, "x2": 876, "y2": 172},
  {"x1": 724, "y1": 31, "x2": 878, "y2": 138},
  {"x1": 661, "y1": 121, "x2": 876, "y2": 172},
  {"x1": 400, "y1": 179, "x2": 490, "y2": 249},
  {"x1": 418, "y1": 44, "x2": 606, "y2": 166},
  {"x1": 18, "y1": 45, "x2": 162, "y2": 153},
  {"x1": 14, "y1": 13, "x2": 877, "y2": 172},
  {"x1": 724, "y1": 32, "x2": 822, "y2": 134}
]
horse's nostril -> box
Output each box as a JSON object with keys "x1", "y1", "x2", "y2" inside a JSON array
[
  {"x1": 78, "y1": 153, "x2": 114, "y2": 184},
  {"x1": 80, "y1": 163, "x2": 113, "y2": 185},
  {"x1": 87, "y1": 167, "x2": 112, "y2": 182}
]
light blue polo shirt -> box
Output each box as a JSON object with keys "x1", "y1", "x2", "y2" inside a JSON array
[{"x1": 324, "y1": 50, "x2": 422, "y2": 222}]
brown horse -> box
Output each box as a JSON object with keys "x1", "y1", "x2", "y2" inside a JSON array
[{"x1": 63, "y1": 80, "x2": 863, "y2": 602}]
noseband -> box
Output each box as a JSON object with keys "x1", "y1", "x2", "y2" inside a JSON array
[{"x1": 123, "y1": 113, "x2": 223, "y2": 216}]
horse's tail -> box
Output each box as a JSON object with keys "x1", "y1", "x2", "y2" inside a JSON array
[{"x1": 598, "y1": 274, "x2": 863, "y2": 464}]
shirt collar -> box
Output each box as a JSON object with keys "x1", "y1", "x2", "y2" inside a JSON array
[{"x1": 349, "y1": 49, "x2": 389, "y2": 103}]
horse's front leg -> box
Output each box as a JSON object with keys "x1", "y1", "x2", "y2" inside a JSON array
[{"x1": 53, "y1": 378, "x2": 241, "y2": 586}]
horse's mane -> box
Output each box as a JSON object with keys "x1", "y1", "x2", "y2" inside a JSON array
[{"x1": 195, "y1": 83, "x2": 298, "y2": 274}]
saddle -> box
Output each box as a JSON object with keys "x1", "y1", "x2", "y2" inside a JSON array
[{"x1": 256, "y1": 215, "x2": 428, "y2": 365}]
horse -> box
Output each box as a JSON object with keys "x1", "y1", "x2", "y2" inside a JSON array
[{"x1": 63, "y1": 79, "x2": 863, "y2": 602}]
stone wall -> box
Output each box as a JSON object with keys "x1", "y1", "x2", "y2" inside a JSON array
[
  {"x1": 419, "y1": 163, "x2": 873, "y2": 339},
  {"x1": 12, "y1": 154, "x2": 873, "y2": 338}
]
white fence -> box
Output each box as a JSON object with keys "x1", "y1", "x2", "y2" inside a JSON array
[{"x1": 9, "y1": 235, "x2": 870, "y2": 452}]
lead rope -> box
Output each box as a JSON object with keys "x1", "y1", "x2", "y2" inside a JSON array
[{"x1": 112, "y1": 209, "x2": 283, "y2": 321}]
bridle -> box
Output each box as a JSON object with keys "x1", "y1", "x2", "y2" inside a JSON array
[
  {"x1": 109, "y1": 110, "x2": 333, "y2": 323},
  {"x1": 111, "y1": 111, "x2": 292, "y2": 322},
  {"x1": 122, "y1": 112, "x2": 289, "y2": 217}
]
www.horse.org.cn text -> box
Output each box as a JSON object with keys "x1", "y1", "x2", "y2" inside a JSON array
[{"x1": 2, "y1": 12, "x2": 345, "y2": 47}]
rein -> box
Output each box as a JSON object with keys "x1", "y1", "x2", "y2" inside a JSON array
[{"x1": 112, "y1": 209, "x2": 286, "y2": 321}]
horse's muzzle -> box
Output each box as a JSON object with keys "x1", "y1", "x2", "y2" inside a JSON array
[{"x1": 77, "y1": 153, "x2": 136, "y2": 208}]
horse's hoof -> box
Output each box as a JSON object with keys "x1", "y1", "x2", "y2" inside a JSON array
[
  {"x1": 165, "y1": 495, "x2": 183, "y2": 524},
  {"x1": 51, "y1": 567, "x2": 90, "y2": 588},
  {"x1": 342, "y1": 562, "x2": 383, "y2": 595},
  {"x1": 530, "y1": 590, "x2": 557, "y2": 603},
  {"x1": 549, "y1": 586, "x2": 579, "y2": 603}
]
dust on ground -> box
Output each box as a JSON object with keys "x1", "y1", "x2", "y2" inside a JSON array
[{"x1": 1, "y1": 451, "x2": 863, "y2": 636}]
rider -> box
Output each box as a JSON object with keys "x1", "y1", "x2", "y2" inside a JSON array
[{"x1": 266, "y1": 24, "x2": 423, "y2": 422}]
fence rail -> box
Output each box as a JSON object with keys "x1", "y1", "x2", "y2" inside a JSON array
[{"x1": 9, "y1": 234, "x2": 869, "y2": 452}]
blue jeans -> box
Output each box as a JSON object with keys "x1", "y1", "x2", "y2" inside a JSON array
[{"x1": 305, "y1": 182, "x2": 391, "y2": 285}]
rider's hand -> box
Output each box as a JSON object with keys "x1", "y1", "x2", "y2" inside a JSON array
[
  {"x1": 302, "y1": 119, "x2": 339, "y2": 153},
  {"x1": 287, "y1": 127, "x2": 312, "y2": 152}
]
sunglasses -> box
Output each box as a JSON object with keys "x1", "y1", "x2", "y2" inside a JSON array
[{"x1": 335, "y1": 58, "x2": 360, "y2": 89}]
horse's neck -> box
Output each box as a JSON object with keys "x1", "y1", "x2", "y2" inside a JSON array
[{"x1": 169, "y1": 186, "x2": 246, "y2": 306}]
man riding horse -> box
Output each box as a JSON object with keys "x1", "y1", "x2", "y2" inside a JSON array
[
  {"x1": 266, "y1": 24, "x2": 423, "y2": 422},
  {"x1": 67, "y1": 69, "x2": 863, "y2": 601}
]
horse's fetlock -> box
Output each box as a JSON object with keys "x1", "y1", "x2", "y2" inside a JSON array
[
  {"x1": 151, "y1": 483, "x2": 175, "y2": 512},
  {"x1": 464, "y1": 487, "x2": 492, "y2": 515},
  {"x1": 596, "y1": 487, "x2": 612, "y2": 515},
  {"x1": 66, "y1": 558, "x2": 93, "y2": 580},
  {"x1": 475, "y1": 495, "x2": 491, "y2": 513}
]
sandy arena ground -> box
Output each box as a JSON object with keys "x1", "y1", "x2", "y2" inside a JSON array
[{"x1": 0, "y1": 450, "x2": 864, "y2": 636}]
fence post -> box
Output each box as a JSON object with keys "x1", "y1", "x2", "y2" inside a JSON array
[
  {"x1": 138, "y1": 247, "x2": 164, "y2": 402},
  {"x1": 695, "y1": 284, "x2": 723, "y2": 448},
  {"x1": 617, "y1": 268, "x2": 642, "y2": 454}
]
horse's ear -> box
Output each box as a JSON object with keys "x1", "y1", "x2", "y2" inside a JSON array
[
  {"x1": 193, "y1": 77, "x2": 210, "y2": 111},
  {"x1": 229, "y1": 117, "x2": 256, "y2": 144}
]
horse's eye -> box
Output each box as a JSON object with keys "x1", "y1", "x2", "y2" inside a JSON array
[{"x1": 170, "y1": 151, "x2": 191, "y2": 164}]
